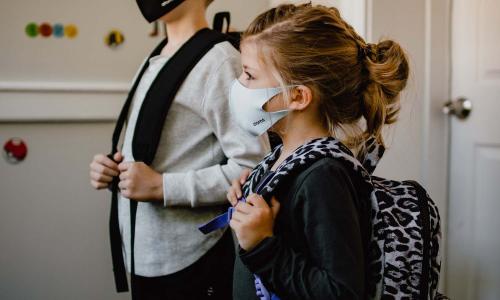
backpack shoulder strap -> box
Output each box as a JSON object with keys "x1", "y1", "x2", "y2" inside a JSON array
[
  {"x1": 356, "y1": 136, "x2": 386, "y2": 174},
  {"x1": 111, "y1": 38, "x2": 167, "y2": 153},
  {"x1": 132, "y1": 28, "x2": 228, "y2": 164},
  {"x1": 108, "y1": 38, "x2": 166, "y2": 293}
]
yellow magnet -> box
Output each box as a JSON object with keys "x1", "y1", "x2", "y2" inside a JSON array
[
  {"x1": 64, "y1": 24, "x2": 78, "y2": 39},
  {"x1": 105, "y1": 30, "x2": 125, "y2": 49}
]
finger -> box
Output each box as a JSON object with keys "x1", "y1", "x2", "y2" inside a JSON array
[
  {"x1": 246, "y1": 194, "x2": 268, "y2": 208},
  {"x1": 270, "y1": 196, "x2": 281, "y2": 218},
  {"x1": 118, "y1": 179, "x2": 130, "y2": 190},
  {"x1": 113, "y1": 151, "x2": 124, "y2": 162},
  {"x1": 91, "y1": 180, "x2": 108, "y2": 189},
  {"x1": 118, "y1": 162, "x2": 130, "y2": 172},
  {"x1": 231, "y1": 179, "x2": 242, "y2": 199},
  {"x1": 121, "y1": 189, "x2": 131, "y2": 199},
  {"x1": 227, "y1": 191, "x2": 238, "y2": 206},
  {"x1": 101, "y1": 165, "x2": 119, "y2": 177},
  {"x1": 90, "y1": 161, "x2": 119, "y2": 177},
  {"x1": 230, "y1": 211, "x2": 244, "y2": 223},
  {"x1": 240, "y1": 168, "x2": 251, "y2": 184},
  {"x1": 229, "y1": 219, "x2": 240, "y2": 231},
  {"x1": 90, "y1": 171, "x2": 113, "y2": 183},
  {"x1": 235, "y1": 202, "x2": 253, "y2": 214},
  {"x1": 119, "y1": 171, "x2": 128, "y2": 181},
  {"x1": 94, "y1": 154, "x2": 119, "y2": 171},
  {"x1": 245, "y1": 193, "x2": 258, "y2": 206}
]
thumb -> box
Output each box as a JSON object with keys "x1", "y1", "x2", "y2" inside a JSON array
[
  {"x1": 114, "y1": 151, "x2": 123, "y2": 162},
  {"x1": 240, "y1": 168, "x2": 251, "y2": 185},
  {"x1": 270, "y1": 196, "x2": 280, "y2": 218}
]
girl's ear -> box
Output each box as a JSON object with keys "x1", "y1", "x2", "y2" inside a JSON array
[{"x1": 288, "y1": 85, "x2": 313, "y2": 111}]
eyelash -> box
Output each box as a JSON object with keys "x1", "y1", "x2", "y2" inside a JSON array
[{"x1": 245, "y1": 71, "x2": 255, "y2": 80}]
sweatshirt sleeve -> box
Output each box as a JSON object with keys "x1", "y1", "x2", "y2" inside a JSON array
[
  {"x1": 162, "y1": 45, "x2": 271, "y2": 207},
  {"x1": 240, "y1": 160, "x2": 365, "y2": 299}
]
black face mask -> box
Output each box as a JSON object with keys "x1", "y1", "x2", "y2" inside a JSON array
[{"x1": 136, "y1": 0, "x2": 185, "y2": 23}]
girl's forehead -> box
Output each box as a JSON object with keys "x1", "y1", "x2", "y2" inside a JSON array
[
  {"x1": 241, "y1": 41, "x2": 268, "y2": 71},
  {"x1": 240, "y1": 42, "x2": 259, "y2": 62}
]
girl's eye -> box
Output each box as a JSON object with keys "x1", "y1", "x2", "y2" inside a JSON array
[{"x1": 245, "y1": 71, "x2": 255, "y2": 80}]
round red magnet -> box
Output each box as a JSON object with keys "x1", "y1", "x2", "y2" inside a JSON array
[
  {"x1": 39, "y1": 23, "x2": 53, "y2": 37},
  {"x1": 3, "y1": 138, "x2": 28, "y2": 164}
]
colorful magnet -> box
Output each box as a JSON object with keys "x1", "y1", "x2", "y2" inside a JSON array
[
  {"x1": 39, "y1": 23, "x2": 53, "y2": 37},
  {"x1": 53, "y1": 23, "x2": 64, "y2": 38},
  {"x1": 25, "y1": 22, "x2": 39, "y2": 38},
  {"x1": 105, "y1": 30, "x2": 125, "y2": 49},
  {"x1": 64, "y1": 24, "x2": 78, "y2": 39},
  {"x1": 3, "y1": 138, "x2": 28, "y2": 164}
]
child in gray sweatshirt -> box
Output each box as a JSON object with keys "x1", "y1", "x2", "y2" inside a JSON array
[{"x1": 89, "y1": 0, "x2": 269, "y2": 299}]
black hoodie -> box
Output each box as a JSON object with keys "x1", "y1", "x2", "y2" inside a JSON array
[{"x1": 233, "y1": 157, "x2": 370, "y2": 300}]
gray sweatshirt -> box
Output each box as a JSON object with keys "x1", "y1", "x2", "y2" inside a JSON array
[{"x1": 117, "y1": 41, "x2": 270, "y2": 277}]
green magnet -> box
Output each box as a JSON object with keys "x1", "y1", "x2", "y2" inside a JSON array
[{"x1": 25, "y1": 23, "x2": 38, "y2": 38}]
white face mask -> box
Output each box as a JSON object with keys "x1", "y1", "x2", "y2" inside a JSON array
[{"x1": 229, "y1": 79, "x2": 290, "y2": 137}]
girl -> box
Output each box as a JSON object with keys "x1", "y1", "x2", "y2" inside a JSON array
[{"x1": 227, "y1": 3, "x2": 409, "y2": 299}]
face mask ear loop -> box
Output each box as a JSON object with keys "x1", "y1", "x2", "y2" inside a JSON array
[{"x1": 278, "y1": 85, "x2": 298, "y2": 137}]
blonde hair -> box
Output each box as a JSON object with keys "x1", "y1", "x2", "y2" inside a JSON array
[{"x1": 242, "y1": 3, "x2": 409, "y2": 150}]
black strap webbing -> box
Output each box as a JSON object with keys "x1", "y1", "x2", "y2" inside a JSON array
[
  {"x1": 213, "y1": 11, "x2": 231, "y2": 33},
  {"x1": 212, "y1": 11, "x2": 241, "y2": 50},
  {"x1": 108, "y1": 28, "x2": 228, "y2": 294}
]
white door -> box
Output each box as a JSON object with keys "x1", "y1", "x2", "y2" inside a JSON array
[{"x1": 446, "y1": 0, "x2": 500, "y2": 299}]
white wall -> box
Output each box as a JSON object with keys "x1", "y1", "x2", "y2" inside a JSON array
[
  {"x1": 208, "y1": 0, "x2": 270, "y2": 31},
  {"x1": 0, "y1": 0, "x2": 270, "y2": 122},
  {"x1": 368, "y1": 0, "x2": 426, "y2": 180},
  {"x1": 0, "y1": 122, "x2": 124, "y2": 300},
  {"x1": 0, "y1": 0, "x2": 451, "y2": 297},
  {"x1": 0, "y1": 1, "x2": 270, "y2": 299}
]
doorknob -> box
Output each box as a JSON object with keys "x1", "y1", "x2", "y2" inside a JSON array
[{"x1": 443, "y1": 97, "x2": 472, "y2": 120}]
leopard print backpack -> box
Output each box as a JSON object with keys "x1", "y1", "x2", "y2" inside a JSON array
[
  {"x1": 240, "y1": 137, "x2": 447, "y2": 299},
  {"x1": 358, "y1": 140, "x2": 446, "y2": 299}
]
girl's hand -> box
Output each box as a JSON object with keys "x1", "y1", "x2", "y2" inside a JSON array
[
  {"x1": 227, "y1": 168, "x2": 252, "y2": 206},
  {"x1": 230, "y1": 194, "x2": 280, "y2": 251}
]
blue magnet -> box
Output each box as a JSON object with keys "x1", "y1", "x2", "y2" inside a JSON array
[{"x1": 53, "y1": 23, "x2": 64, "y2": 38}]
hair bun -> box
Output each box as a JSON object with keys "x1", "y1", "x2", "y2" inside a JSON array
[{"x1": 361, "y1": 39, "x2": 409, "y2": 143}]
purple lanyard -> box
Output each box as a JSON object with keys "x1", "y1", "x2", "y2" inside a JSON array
[{"x1": 198, "y1": 171, "x2": 274, "y2": 234}]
